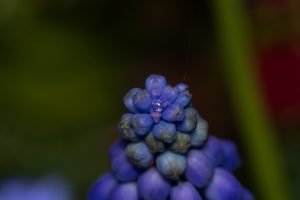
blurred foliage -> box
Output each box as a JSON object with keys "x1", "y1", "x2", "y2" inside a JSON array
[
  {"x1": 0, "y1": 1, "x2": 133, "y2": 199},
  {"x1": 0, "y1": 0, "x2": 299, "y2": 199},
  {"x1": 211, "y1": 0, "x2": 292, "y2": 199}
]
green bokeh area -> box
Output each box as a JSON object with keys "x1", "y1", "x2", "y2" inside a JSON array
[
  {"x1": 0, "y1": 1, "x2": 299, "y2": 200},
  {"x1": 0, "y1": 2, "x2": 130, "y2": 198}
]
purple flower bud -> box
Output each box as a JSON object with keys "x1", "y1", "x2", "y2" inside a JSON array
[
  {"x1": 150, "y1": 110, "x2": 161, "y2": 123},
  {"x1": 156, "y1": 151, "x2": 187, "y2": 180},
  {"x1": 145, "y1": 133, "x2": 165, "y2": 153},
  {"x1": 242, "y1": 188, "x2": 255, "y2": 200},
  {"x1": 133, "y1": 90, "x2": 152, "y2": 113},
  {"x1": 88, "y1": 173, "x2": 117, "y2": 200},
  {"x1": 185, "y1": 150, "x2": 214, "y2": 188},
  {"x1": 126, "y1": 142, "x2": 154, "y2": 168},
  {"x1": 137, "y1": 167, "x2": 171, "y2": 200},
  {"x1": 175, "y1": 83, "x2": 188, "y2": 93},
  {"x1": 220, "y1": 140, "x2": 241, "y2": 172},
  {"x1": 202, "y1": 136, "x2": 224, "y2": 166},
  {"x1": 132, "y1": 114, "x2": 153, "y2": 136},
  {"x1": 174, "y1": 90, "x2": 192, "y2": 108},
  {"x1": 152, "y1": 121, "x2": 177, "y2": 143},
  {"x1": 190, "y1": 116, "x2": 208, "y2": 147},
  {"x1": 170, "y1": 132, "x2": 191, "y2": 154},
  {"x1": 110, "y1": 147, "x2": 141, "y2": 182},
  {"x1": 204, "y1": 168, "x2": 243, "y2": 200},
  {"x1": 123, "y1": 88, "x2": 141, "y2": 113},
  {"x1": 177, "y1": 107, "x2": 197, "y2": 132},
  {"x1": 145, "y1": 75, "x2": 167, "y2": 98},
  {"x1": 161, "y1": 85, "x2": 179, "y2": 107},
  {"x1": 110, "y1": 182, "x2": 139, "y2": 200},
  {"x1": 161, "y1": 104, "x2": 185, "y2": 122},
  {"x1": 117, "y1": 114, "x2": 139, "y2": 142},
  {"x1": 108, "y1": 139, "x2": 127, "y2": 158},
  {"x1": 170, "y1": 182, "x2": 202, "y2": 200}
]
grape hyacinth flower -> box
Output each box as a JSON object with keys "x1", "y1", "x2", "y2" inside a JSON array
[{"x1": 89, "y1": 74, "x2": 254, "y2": 200}]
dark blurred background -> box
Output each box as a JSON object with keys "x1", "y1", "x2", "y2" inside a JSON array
[{"x1": 0, "y1": 0, "x2": 299, "y2": 199}]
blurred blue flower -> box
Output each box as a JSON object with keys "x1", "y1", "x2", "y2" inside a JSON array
[{"x1": 0, "y1": 176, "x2": 72, "y2": 200}]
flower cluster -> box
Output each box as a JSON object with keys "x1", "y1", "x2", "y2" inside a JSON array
[{"x1": 89, "y1": 75, "x2": 254, "y2": 200}]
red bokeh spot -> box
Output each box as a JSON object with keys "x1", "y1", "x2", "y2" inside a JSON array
[{"x1": 258, "y1": 42, "x2": 300, "y2": 121}]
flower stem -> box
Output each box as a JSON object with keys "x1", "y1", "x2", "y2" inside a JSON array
[{"x1": 211, "y1": 0, "x2": 292, "y2": 199}]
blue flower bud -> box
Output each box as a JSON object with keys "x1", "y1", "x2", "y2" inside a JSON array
[
  {"x1": 145, "y1": 75, "x2": 167, "y2": 98},
  {"x1": 145, "y1": 133, "x2": 165, "y2": 153},
  {"x1": 170, "y1": 182, "x2": 202, "y2": 200},
  {"x1": 137, "y1": 167, "x2": 171, "y2": 200},
  {"x1": 110, "y1": 147, "x2": 141, "y2": 182},
  {"x1": 175, "y1": 83, "x2": 188, "y2": 93},
  {"x1": 132, "y1": 114, "x2": 153, "y2": 136},
  {"x1": 108, "y1": 139, "x2": 127, "y2": 158},
  {"x1": 204, "y1": 168, "x2": 242, "y2": 200},
  {"x1": 161, "y1": 85, "x2": 179, "y2": 107},
  {"x1": 152, "y1": 121, "x2": 177, "y2": 143},
  {"x1": 242, "y1": 188, "x2": 255, "y2": 200},
  {"x1": 161, "y1": 103, "x2": 185, "y2": 122},
  {"x1": 174, "y1": 90, "x2": 192, "y2": 108},
  {"x1": 190, "y1": 116, "x2": 208, "y2": 147},
  {"x1": 110, "y1": 182, "x2": 139, "y2": 200},
  {"x1": 170, "y1": 132, "x2": 191, "y2": 154},
  {"x1": 177, "y1": 107, "x2": 197, "y2": 132},
  {"x1": 133, "y1": 90, "x2": 152, "y2": 112},
  {"x1": 156, "y1": 151, "x2": 187, "y2": 180},
  {"x1": 88, "y1": 173, "x2": 117, "y2": 200},
  {"x1": 126, "y1": 142, "x2": 154, "y2": 168},
  {"x1": 123, "y1": 88, "x2": 141, "y2": 113},
  {"x1": 117, "y1": 114, "x2": 139, "y2": 142},
  {"x1": 220, "y1": 140, "x2": 241, "y2": 172},
  {"x1": 202, "y1": 136, "x2": 224, "y2": 166},
  {"x1": 185, "y1": 150, "x2": 214, "y2": 188}
]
